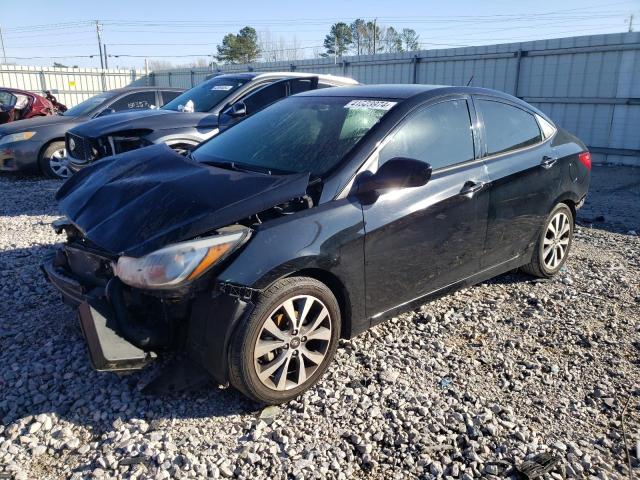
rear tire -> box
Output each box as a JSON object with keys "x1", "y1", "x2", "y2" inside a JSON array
[
  {"x1": 39, "y1": 141, "x2": 70, "y2": 179},
  {"x1": 522, "y1": 203, "x2": 574, "y2": 278},
  {"x1": 228, "y1": 276, "x2": 341, "y2": 404}
]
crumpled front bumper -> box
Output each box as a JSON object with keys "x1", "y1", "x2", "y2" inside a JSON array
[
  {"x1": 42, "y1": 254, "x2": 155, "y2": 371},
  {"x1": 42, "y1": 249, "x2": 256, "y2": 384}
]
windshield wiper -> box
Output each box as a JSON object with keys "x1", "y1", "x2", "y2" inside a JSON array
[
  {"x1": 199, "y1": 159, "x2": 260, "y2": 173},
  {"x1": 198, "y1": 157, "x2": 296, "y2": 176}
]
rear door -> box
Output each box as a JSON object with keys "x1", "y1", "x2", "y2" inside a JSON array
[
  {"x1": 360, "y1": 96, "x2": 490, "y2": 320},
  {"x1": 475, "y1": 96, "x2": 563, "y2": 268}
]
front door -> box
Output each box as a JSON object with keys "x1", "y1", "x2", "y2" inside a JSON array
[{"x1": 360, "y1": 97, "x2": 490, "y2": 321}]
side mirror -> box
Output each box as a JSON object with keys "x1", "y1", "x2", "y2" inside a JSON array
[
  {"x1": 358, "y1": 157, "x2": 432, "y2": 195},
  {"x1": 98, "y1": 108, "x2": 116, "y2": 117},
  {"x1": 227, "y1": 101, "x2": 247, "y2": 118}
]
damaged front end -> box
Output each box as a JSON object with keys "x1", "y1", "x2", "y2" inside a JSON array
[
  {"x1": 43, "y1": 216, "x2": 257, "y2": 381},
  {"x1": 43, "y1": 144, "x2": 314, "y2": 383},
  {"x1": 43, "y1": 219, "x2": 201, "y2": 371}
]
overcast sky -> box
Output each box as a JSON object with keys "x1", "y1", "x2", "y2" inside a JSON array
[{"x1": 1, "y1": 0, "x2": 637, "y2": 69}]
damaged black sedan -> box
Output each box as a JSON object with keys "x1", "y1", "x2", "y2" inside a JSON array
[{"x1": 43, "y1": 85, "x2": 590, "y2": 404}]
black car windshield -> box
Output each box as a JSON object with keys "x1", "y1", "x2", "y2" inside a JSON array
[
  {"x1": 192, "y1": 96, "x2": 396, "y2": 177},
  {"x1": 162, "y1": 77, "x2": 250, "y2": 113},
  {"x1": 63, "y1": 93, "x2": 114, "y2": 116}
]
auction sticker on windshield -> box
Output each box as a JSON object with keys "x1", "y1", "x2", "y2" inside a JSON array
[
  {"x1": 211, "y1": 85, "x2": 234, "y2": 91},
  {"x1": 344, "y1": 100, "x2": 397, "y2": 110}
]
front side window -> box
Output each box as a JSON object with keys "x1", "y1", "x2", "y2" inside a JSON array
[
  {"x1": 162, "y1": 77, "x2": 250, "y2": 112},
  {"x1": 241, "y1": 81, "x2": 287, "y2": 114},
  {"x1": 193, "y1": 96, "x2": 393, "y2": 177},
  {"x1": 289, "y1": 78, "x2": 317, "y2": 95},
  {"x1": 478, "y1": 99, "x2": 542, "y2": 155},
  {"x1": 160, "y1": 90, "x2": 182, "y2": 105},
  {"x1": 378, "y1": 99, "x2": 475, "y2": 170},
  {"x1": 109, "y1": 91, "x2": 156, "y2": 111}
]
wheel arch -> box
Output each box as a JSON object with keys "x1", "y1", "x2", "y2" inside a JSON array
[
  {"x1": 37, "y1": 137, "x2": 66, "y2": 173},
  {"x1": 551, "y1": 191, "x2": 579, "y2": 223},
  {"x1": 284, "y1": 268, "x2": 353, "y2": 340}
]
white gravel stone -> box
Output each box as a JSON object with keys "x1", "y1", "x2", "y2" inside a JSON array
[{"x1": 0, "y1": 168, "x2": 638, "y2": 479}]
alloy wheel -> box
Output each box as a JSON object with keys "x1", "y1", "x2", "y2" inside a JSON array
[
  {"x1": 48, "y1": 147, "x2": 70, "y2": 178},
  {"x1": 253, "y1": 295, "x2": 332, "y2": 391},
  {"x1": 543, "y1": 211, "x2": 571, "y2": 270}
]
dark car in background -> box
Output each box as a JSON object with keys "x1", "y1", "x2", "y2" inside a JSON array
[
  {"x1": 0, "y1": 87, "x2": 183, "y2": 178},
  {"x1": 43, "y1": 85, "x2": 590, "y2": 404},
  {"x1": 65, "y1": 72, "x2": 358, "y2": 172},
  {"x1": 0, "y1": 88, "x2": 57, "y2": 125}
]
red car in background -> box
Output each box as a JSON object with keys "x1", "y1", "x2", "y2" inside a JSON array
[{"x1": 0, "y1": 88, "x2": 64, "y2": 125}]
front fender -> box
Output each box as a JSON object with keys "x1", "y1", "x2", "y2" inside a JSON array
[{"x1": 217, "y1": 198, "x2": 368, "y2": 337}]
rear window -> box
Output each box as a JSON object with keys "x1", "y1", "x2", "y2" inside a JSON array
[{"x1": 478, "y1": 99, "x2": 542, "y2": 155}]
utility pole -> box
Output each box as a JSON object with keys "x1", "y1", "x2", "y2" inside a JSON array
[
  {"x1": 334, "y1": 34, "x2": 338, "y2": 64},
  {"x1": 95, "y1": 20, "x2": 104, "y2": 69},
  {"x1": 373, "y1": 18, "x2": 377, "y2": 55},
  {"x1": 0, "y1": 25, "x2": 7, "y2": 64},
  {"x1": 103, "y1": 44, "x2": 108, "y2": 69},
  {"x1": 629, "y1": 14, "x2": 635, "y2": 32}
]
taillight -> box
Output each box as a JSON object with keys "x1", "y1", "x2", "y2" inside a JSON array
[{"x1": 578, "y1": 151, "x2": 591, "y2": 170}]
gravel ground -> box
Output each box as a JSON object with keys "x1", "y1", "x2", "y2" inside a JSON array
[{"x1": 0, "y1": 165, "x2": 639, "y2": 480}]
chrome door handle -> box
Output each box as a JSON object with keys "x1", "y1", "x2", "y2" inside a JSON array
[
  {"x1": 541, "y1": 156, "x2": 558, "y2": 169},
  {"x1": 459, "y1": 180, "x2": 487, "y2": 197}
]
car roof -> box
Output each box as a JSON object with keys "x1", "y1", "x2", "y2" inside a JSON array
[
  {"x1": 108, "y1": 86, "x2": 184, "y2": 94},
  {"x1": 0, "y1": 87, "x2": 42, "y2": 96},
  {"x1": 209, "y1": 71, "x2": 358, "y2": 85},
  {"x1": 298, "y1": 84, "x2": 517, "y2": 99},
  {"x1": 297, "y1": 84, "x2": 535, "y2": 107}
]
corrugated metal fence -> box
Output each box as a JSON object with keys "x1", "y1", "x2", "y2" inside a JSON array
[
  {"x1": 151, "y1": 32, "x2": 640, "y2": 166},
  {"x1": 0, "y1": 65, "x2": 147, "y2": 108}
]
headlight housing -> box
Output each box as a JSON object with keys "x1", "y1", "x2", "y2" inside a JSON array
[
  {"x1": 0, "y1": 131, "x2": 36, "y2": 145},
  {"x1": 114, "y1": 228, "x2": 249, "y2": 289}
]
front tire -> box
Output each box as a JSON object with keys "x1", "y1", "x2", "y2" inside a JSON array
[
  {"x1": 228, "y1": 277, "x2": 341, "y2": 404},
  {"x1": 39, "y1": 141, "x2": 70, "y2": 179},
  {"x1": 522, "y1": 203, "x2": 574, "y2": 278}
]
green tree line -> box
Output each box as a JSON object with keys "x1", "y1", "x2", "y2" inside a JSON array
[
  {"x1": 215, "y1": 21, "x2": 421, "y2": 64},
  {"x1": 323, "y1": 20, "x2": 420, "y2": 58}
]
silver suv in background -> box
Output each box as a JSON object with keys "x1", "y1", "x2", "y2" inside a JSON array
[{"x1": 66, "y1": 72, "x2": 358, "y2": 172}]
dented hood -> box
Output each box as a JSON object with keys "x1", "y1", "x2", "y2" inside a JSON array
[{"x1": 56, "y1": 144, "x2": 309, "y2": 256}]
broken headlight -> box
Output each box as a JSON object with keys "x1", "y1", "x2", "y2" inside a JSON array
[{"x1": 114, "y1": 228, "x2": 249, "y2": 289}]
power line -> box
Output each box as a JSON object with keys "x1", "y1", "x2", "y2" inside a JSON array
[
  {"x1": 5, "y1": 55, "x2": 96, "y2": 60},
  {"x1": 3, "y1": 1, "x2": 635, "y2": 32},
  {"x1": 3, "y1": 4, "x2": 635, "y2": 67}
]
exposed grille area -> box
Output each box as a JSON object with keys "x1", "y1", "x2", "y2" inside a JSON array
[
  {"x1": 66, "y1": 133, "x2": 90, "y2": 161},
  {"x1": 66, "y1": 133, "x2": 109, "y2": 163},
  {"x1": 63, "y1": 244, "x2": 115, "y2": 287}
]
